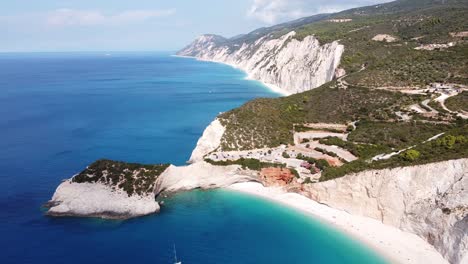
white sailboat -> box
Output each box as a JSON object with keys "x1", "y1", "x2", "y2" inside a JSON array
[{"x1": 173, "y1": 244, "x2": 182, "y2": 264}]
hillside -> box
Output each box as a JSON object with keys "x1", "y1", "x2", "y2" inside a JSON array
[
  {"x1": 181, "y1": 0, "x2": 468, "y2": 89},
  {"x1": 182, "y1": 0, "x2": 468, "y2": 182}
]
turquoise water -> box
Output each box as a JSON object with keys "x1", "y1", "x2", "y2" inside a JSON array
[{"x1": 0, "y1": 52, "x2": 387, "y2": 263}]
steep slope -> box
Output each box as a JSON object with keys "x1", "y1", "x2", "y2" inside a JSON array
[
  {"x1": 179, "y1": 0, "x2": 468, "y2": 91},
  {"x1": 178, "y1": 31, "x2": 344, "y2": 94},
  {"x1": 45, "y1": 160, "x2": 170, "y2": 219},
  {"x1": 307, "y1": 159, "x2": 468, "y2": 264}
]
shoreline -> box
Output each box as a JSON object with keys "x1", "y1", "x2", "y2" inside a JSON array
[
  {"x1": 176, "y1": 53, "x2": 451, "y2": 263},
  {"x1": 227, "y1": 182, "x2": 448, "y2": 264},
  {"x1": 172, "y1": 54, "x2": 291, "y2": 96}
]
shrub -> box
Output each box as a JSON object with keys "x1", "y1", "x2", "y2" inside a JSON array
[
  {"x1": 399, "y1": 149, "x2": 421, "y2": 161},
  {"x1": 436, "y1": 135, "x2": 466, "y2": 149},
  {"x1": 204, "y1": 158, "x2": 285, "y2": 171},
  {"x1": 290, "y1": 168, "x2": 300, "y2": 178},
  {"x1": 314, "y1": 147, "x2": 338, "y2": 157},
  {"x1": 315, "y1": 159, "x2": 330, "y2": 170},
  {"x1": 282, "y1": 151, "x2": 291, "y2": 158},
  {"x1": 303, "y1": 177, "x2": 313, "y2": 184}
]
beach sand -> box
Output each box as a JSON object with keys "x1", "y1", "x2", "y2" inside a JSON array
[{"x1": 228, "y1": 182, "x2": 448, "y2": 264}]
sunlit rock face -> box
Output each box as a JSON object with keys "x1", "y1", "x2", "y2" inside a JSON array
[
  {"x1": 307, "y1": 159, "x2": 468, "y2": 264},
  {"x1": 178, "y1": 31, "x2": 344, "y2": 95}
]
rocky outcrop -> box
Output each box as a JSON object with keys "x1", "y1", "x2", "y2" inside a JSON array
[
  {"x1": 177, "y1": 31, "x2": 344, "y2": 95},
  {"x1": 155, "y1": 162, "x2": 258, "y2": 195},
  {"x1": 45, "y1": 160, "x2": 170, "y2": 219},
  {"x1": 306, "y1": 159, "x2": 468, "y2": 264},
  {"x1": 46, "y1": 180, "x2": 160, "y2": 219},
  {"x1": 46, "y1": 160, "x2": 258, "y2": 219},
  {"x1": 260, "y1": 167, "x2": 294, "y2": 187},
  {"x1": 189, "y1": 118, "x2": 225, "y2": 163},
  {"x1": 372, "y1": 34, "x2": 398, "y2": 42}
]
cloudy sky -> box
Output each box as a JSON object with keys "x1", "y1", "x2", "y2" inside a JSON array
[{"x1": 1, "y1": 0, "x2": 391, "y2": 52}]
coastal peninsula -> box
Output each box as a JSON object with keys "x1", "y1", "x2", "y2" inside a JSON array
[{"x1": 46, "y1": 0, "x2": 468, "y2": 263}]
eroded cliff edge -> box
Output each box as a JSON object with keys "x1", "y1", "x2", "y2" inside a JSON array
[
  {"x1": 177, "y1": 31, "x2": 344, "y2": 95},
  {"x1": 305, "y1": 159, "x2": 468, "y2": 264},
  {"x1": 45, "y1": 159, "x2": 258, "y2": 219}
]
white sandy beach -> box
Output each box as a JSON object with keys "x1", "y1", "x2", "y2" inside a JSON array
[{"x1": 227, "y1": 182, "x2": 449, "y2": 264}]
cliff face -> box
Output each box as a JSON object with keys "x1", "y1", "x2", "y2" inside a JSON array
[
  {"x1": 189, "y1": 118, "x2": 225, "y2": 163},
  {"x1": 46, "y1": 180, "x2": 160, "y2": 219},
  {"x1": 177, "y1": 31, "x2": 344, "y2": 94},
  {"x1": 46, "y1": 160, "x2": 258, "y2": 219},
  {"x1": 306, "y1": 159, "x2": 468, "y2": 264},
  {"x1": 46, "y1": 160, "x2": 169, "y2": 219},
  {"x1": 155, "y1": 162, "x2": 258, "y2": 195}
]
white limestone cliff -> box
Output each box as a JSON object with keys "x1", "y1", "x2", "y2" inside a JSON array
[
  {"x1": 178, "y1": 31, "x2": 344, "y2": 95},
  {"x1": 306, "y1": 159, "x2": 468, "y2": 264},
  {"x1": 189, "y1": 118, "x2": 225, "y2": 163},
  {"x1": 47, "y1": 180, "x2": 160, "y2": 219},
  {"x1": 155, "y1": 162, "x2": 258, "y2": 194},
  {"x1": 46, "y1": 161, "x2": 258, "y2": 219}
]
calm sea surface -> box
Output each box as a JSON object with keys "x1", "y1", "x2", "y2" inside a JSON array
[{"x1": 0, "y1": 52, "x2": 387, "y2": 264}]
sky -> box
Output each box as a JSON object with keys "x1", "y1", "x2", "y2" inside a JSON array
[{"x1": 1, "y1": 0, "x2": 391, "y2": 52}]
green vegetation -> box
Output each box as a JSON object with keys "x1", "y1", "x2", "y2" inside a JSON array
[
  {"x1": 320, "y1": 124, "x2": 468, "y2": 181},
  {"x1": 419, "y1": 102, "x2": 433, "y2": 112},
  {"x1": 400, "y1": 149, "x2": 421, "y2": 161},
  {"x1": 218, "y1": 74, "x2": 466, "y2": 182},
  {"x1": 303, "y1": 177, "x2": 313, "y2": 184},
  {"x1": 291, "y1": 0, "x2": 468, "y2": 87},
  {"x1": 428, "y1": 100, "x2": 450, "y2": 114},
  {"x1": 194, "y1": 0, "x2": 468, "y2": 183},
  {"x1": 204, "y1": 158, "x2": 286, "y2": 171},
  {"x1": 290, "y1": 168, "x2": 300, "y2": 178},
  {"x1": 219, "y1": 84, "x2": 422, "y2": 150},
  {"x1": 348, "y1": 120, "x2": 451, "y2": 148},
  {"x1": 319, "y1": 136, "x2": 390, "y2": 159},
  {"x1": 314, "y1": 147, "x2": 338, "y2": 157},
  {"x1": 72, "y1": 160, "x2": 170, "y2": 196},
  {"x1": 345, "y1": 44, "x2": 468, "y2": 87},
  {"x1": 296, "y1": 153, "x2": 330, "y2": 171},
  {"x1": 446, "y1": 91, "x2": 468, "y2": 112},
  {"x1": 435, "y1": 134, "x2": 467, "y2": 148}
]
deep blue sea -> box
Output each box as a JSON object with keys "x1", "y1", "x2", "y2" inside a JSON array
[{"x1": 0, "y1": 52, "x2": 387, "y2": 264}]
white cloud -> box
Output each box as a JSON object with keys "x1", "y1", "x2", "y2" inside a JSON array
[
  {"x1": 0, "y1": 8, "x2": 176, "y2": 29},
  {"x1": 45, "y1": 8, "x2": 176, "y2": 27},
  {"x1": 247, "y1": 0, "x2": 390, "y2": 24}
]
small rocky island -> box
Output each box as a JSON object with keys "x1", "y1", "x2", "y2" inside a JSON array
[{"x1": 45, "y1": 160, "x2": 170, "y2": 219}]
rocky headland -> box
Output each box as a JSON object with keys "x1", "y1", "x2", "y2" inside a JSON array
[
  {"x1": 177, "y1": 31, "x2": 344, "y2": 95},
  {"x1": 46, "y1": 160, "x2": 258, "y2": 219}
]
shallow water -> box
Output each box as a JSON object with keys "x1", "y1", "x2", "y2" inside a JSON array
[{"x1": 0, "y1": 52, "x2": 386, "y2": 264}]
